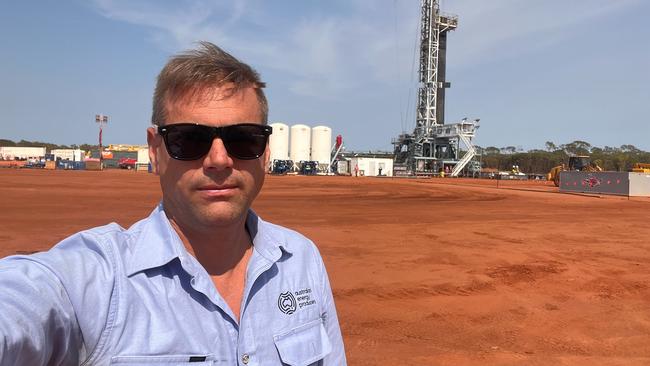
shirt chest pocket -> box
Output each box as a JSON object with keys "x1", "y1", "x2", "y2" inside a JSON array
[
  {"x1": 273, "y1": 318, "x2": 332, "y2": 366},
  {"x1": 110, "y1": 354, "x2": 218, "y2": 365}
]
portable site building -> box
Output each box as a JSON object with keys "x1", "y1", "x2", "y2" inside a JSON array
[
  {"x1": 136, "y1": 149, "x2": 150, "y2": 171},
  {"x1": 349, "y1": 157, "x2": 394, "y2": 177},
  {"x1": 0, "y1": 146, "x2": 46, "y2": 160},
  {"x1": 51, "y1": 149, "x2": 84, "y2": 162}
]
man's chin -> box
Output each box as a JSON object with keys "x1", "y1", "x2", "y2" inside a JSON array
[{"x1": 194, "y1": 205, "x2": 248, "y2": 228}]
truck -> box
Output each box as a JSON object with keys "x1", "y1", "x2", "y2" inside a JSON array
[{"x1": 118, "y1": 157, "x2": 137, "y2": 169}]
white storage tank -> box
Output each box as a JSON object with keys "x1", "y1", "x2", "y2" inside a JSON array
[
  {"x1": 311, "y1": 126, "x2": 332, "y2": 166},
  {"x1": 290, "y1": 124, "x2": 311, "y2": 163},
  {"x1": 269, "y1": 122, "x2": 289, "y2": 161}
]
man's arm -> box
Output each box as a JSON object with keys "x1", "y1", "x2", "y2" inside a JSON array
[{"x1": 0, "y1": 257, "x2": 84, "y2": 365}]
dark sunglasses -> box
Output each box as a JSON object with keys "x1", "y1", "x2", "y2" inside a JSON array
[{"x1": 156, "y1": 123, "x2": 272, "y2": 161}]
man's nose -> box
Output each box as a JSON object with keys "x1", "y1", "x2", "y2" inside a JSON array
[{"x1": 203, "y1": 137, "x2": 233, "y2": 170}]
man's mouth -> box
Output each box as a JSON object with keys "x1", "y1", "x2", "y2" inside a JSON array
[{"x1": 196, "y1": 184, "x2": 238, "y2": 197}]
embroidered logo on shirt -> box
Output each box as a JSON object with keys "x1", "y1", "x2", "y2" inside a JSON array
[
  {"x1": 278, "y1": 288, "x2": 316, "y2": 314},
  {"x1": 278, "y1": 291, "x2": 297, "y2": 315}
]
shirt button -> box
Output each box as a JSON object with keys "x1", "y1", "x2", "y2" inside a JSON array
[{"x1": 241, "y1": 354, "x2": 250, "y2": 364}]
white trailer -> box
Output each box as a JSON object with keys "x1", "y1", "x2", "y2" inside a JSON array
[
  {"x1": 51, "y1": 149, "x2": 84, "y2": 161},
  {"x1": 349, "y1": 157, "x2": 394, "y2": 177},
  {"x1": 0, "y1": 146, "x2": 46, "y2": 160}
]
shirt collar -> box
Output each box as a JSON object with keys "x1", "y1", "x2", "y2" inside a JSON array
[
  {"x1": 126, "y1": 203, "x2": 185, "y2": 277},
  {"x1": 126, "y1": 204, "x2": 292, "y2": 277},
  {"x1": 246, "y1": 209, "x2": 292, "y2": 262}
]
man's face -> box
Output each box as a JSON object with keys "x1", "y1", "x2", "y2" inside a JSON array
[{"x1": 147, "y1": 86, "x2": 268, "y2": 232}]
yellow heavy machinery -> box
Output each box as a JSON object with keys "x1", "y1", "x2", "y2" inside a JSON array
[
  {"x1": 632, "y1": 163, "x2": 650, "y2": 173},
  {"x1": 547, "y1": 155, "x2": 602, "y2": 187}
]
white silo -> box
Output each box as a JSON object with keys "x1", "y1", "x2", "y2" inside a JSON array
[
  {"x1": 311, "y1": 126, "x2": 332, "y2": 166},
  {"x1": 290, "y1": 124, "x2": 311, "y2": 163},
  {"x1": 269, "y1": 122, "x2": 289, "y2": 161}
]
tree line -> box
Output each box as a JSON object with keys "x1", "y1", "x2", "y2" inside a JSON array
[
  {"x1": 0, "y1": 139, "x2": 98, "y2": 153},
  {"x1": 478, "y1": 140, "x2": 650, "y2": 174},
  {"x1": 3, "y1": 138, "x2": 649, "y2": 174}
]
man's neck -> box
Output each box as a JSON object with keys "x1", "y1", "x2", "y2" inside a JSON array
[{"x1": 168, "y1": 215, "x2": 252, "y2": 276}]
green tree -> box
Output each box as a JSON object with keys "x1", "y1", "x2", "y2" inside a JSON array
[
  {"x1": 545, "y1": 141, "x2": 557, "y2": 152},
  {"x1": 561, "y1": 140, "x2": 592, "y2": 155}
]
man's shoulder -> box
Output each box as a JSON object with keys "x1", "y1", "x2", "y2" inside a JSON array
[
  {"x1": 256, "y1": 218, "x2": 325, "y2": 263},
  {"x1": 13, "y1": 222, "x2": 128, "y2": 275},
  {"x1": 258, "y1": 218, "x2": 310, "y2": 245},
  {"x1": 4, "y1": 215, "x2": 151, "y2": 279},
  {"x1": 261, "y1": 220, "x2": 310, "y2": 243}
]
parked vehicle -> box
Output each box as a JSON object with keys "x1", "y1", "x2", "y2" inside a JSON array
[{"x1": 118, "y1": 157, "x2": 137, "y2": 169}]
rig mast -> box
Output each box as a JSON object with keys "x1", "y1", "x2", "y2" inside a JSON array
[{"x1": 393, "y1": 0, "x2": 480, "y2": 177}]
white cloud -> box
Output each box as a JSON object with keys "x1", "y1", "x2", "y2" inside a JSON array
[
  {"x1": 91, "y1": 0, "x2": 245, "y2": 51},
  {"x1": 444, "y1": 0, "x2": 642, "y2": 67},
  {"x1": 90, "y1": 0, "x2": 642, "y2": 97},
  {"x1": 90, "y1": 0, "x2": 419, "y2": 97}
]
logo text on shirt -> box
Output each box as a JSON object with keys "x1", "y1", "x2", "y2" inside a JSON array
[{"x1": 294, "y1": 287, "x2": 316, "y2": 309}]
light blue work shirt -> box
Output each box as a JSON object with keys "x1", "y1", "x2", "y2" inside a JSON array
[{"x1": 0, "y1": 204, "x2": 346, "y2": 365}]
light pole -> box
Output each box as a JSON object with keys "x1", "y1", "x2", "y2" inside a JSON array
[{"x1": 95, "y1": 114, "x2": 108, "y2": 169}]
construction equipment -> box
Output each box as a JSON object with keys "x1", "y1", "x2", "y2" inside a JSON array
[
  {"x1": 271, "y1": 159, "x2": 293, "y2": 175},
  {"x1": 631, "y1": 163, "x2": 650, "y2": 173},
  {"x1": 298, "y1": 161, "x2": 318, "y2": 175},
  {"x1": 547, "y1": 155, "x2": 602, "y2": 187}
]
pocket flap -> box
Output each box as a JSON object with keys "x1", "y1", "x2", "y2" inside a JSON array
[{"x1": 273, "y1": 318, "x2": 332, "y2": 366}]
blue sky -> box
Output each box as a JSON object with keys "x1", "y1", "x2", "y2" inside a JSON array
[{"x1": 1, "y1": 0, "x2": 649, "y2": 152}]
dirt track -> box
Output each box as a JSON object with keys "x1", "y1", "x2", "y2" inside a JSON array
[{"x1": 1, "y1": 169, "x2": 650, "y2": 365}]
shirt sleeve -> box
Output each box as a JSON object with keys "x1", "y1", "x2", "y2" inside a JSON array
[
  {"x1": 316, "y1": 250, "x2": 347, "y2": 365},
  {"x1": 0, "y1": 257, "x2": 84, "y2": 365},
  {"x1": 0, "y1": 228, "x2": 118, "y2": 366}
]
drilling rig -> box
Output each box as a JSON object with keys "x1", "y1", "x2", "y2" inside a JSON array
[{"x1": 392, "y1": 0, "x2": 480, "y2": 177}]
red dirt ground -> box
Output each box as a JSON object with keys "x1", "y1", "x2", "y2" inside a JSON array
[{"x1": 1, "y1": 169, "x2": 650, "y2": 365}]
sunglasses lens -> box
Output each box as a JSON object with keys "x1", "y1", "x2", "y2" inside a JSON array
[
  {"x1": 161, "y1": 123, "x2": 270, "y2": 160},
  {"x1": 222, "y1": 125, "x2": 269, "y2": 160},
  {"x1": 164, "y1": 125, "x2": 213, "y2": 160}
]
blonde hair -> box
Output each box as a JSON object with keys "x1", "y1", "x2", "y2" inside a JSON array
[{"x1": 152, "y1": 41, "x2": 268, "y2": 125}]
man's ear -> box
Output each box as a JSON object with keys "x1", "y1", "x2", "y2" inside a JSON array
[
  {"x1": 147, "y1": 127, "x2": 160, "y2": 175},
  {"x1": 263, "y1": 143, "x2": 271, "y2": 173}
]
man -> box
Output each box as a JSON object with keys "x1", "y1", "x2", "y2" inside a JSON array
[{"x1": 0, "y1": 42, "x2": 346, "y2": 365}]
